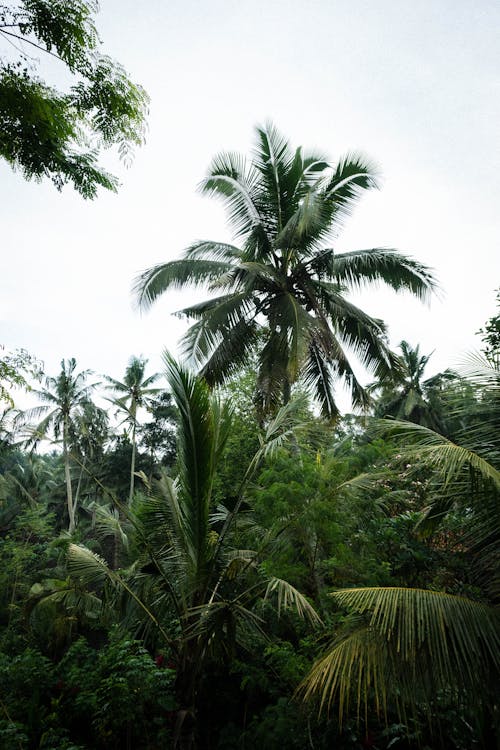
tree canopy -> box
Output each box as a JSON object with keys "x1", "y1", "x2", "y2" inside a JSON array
[
  {"x1": 0, "y1": 0, "x2": 148, "y2": 197},
  {"x1": 135, "y1": 123, "x2": 437, "y2": 419}
]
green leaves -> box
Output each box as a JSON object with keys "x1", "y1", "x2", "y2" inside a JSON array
[
  {"x1": 0, "y1": 1, "x2": 148, "y2": 196},
  {"x1": 301, "y1": 587, "x2": 500, "y2": 724},
  {"x1": 378, "y1": 419, "x2": 500, "y2": 492},
  {"x1": 311, "y1": 247, "x2": 438, "y2": 302},
  {"x1": 163, "y1": 355, "x2": 233, "y2": 585},
  {"x1": 133, "y1": 258, "x2": 234, "y2": 310},
  {"x1": 21, "y1": 0, "x2": 100, "y2": 72},
  {"x1": 265, "y1": 577, "x2": 322, "y2": 625}
]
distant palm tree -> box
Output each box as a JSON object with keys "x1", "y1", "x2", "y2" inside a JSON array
[
  {"x1": 134, "y1": 123, "x2": 437, "y2": 419},
  {"x1": 26, "y1": 358, "x2": 94, "y2": 532},
  {"x1": 105, "y1": 356, "x2": 160, "y2": 504},
  {"x1": 370, "y1": 340, "x2": 447, "y2": 430}
]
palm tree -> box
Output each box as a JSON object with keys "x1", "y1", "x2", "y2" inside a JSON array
[
  {"x1": 71, "y1": 399, "x2": 109, "y2": 511},
  {"x1": 25, "y1": 358, "x2": 94, "y2": 533},
  {"x1": 105, "y1": 356, "x2": 161, "y2": 504},
  {"x1": 68, "y1": 356, "x2": 320, "y2": 748},
  {"x1": 134, "y1": 123, "x2": 437, "y2": 419},
  {"x1": 370, "y1": 340, "x2": 451, "y2": 430}
]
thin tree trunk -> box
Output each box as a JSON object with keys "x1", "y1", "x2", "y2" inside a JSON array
[
  {"x1": 282, "y1": 376, "x2": 291, "y2": 406},
  {"x1": 63, "y1": 420, "x2": 75, "y2": 533},
  {"x1": 175, "y1": 653, "x2": 198, "y2": 750},
  {"x1": 73, "y1": 456, "x2": 86, "y2": 517},
  {"x1": 128, "y1": 418, "x2": 136, "y2": 505}
]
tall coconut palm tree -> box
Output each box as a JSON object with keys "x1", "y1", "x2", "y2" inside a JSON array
[
  {"x1": 134, "y1": 123, "x2": 437, "y2": 419},
  {"x1": 25, "y1": 358, "x2": 94, "y2": 532},
  {"x1": 105, "y1": 356, "x2": 161, "y2": 504}
]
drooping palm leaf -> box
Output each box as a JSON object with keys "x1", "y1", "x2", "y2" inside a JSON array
[
  {"x1": 379, "y1": 419, "x2": 500, "y2": 491},
  {"x1": 67, "y1": 543, "x2": 173, "y2": 645},
  {"x1": 301, "y1": 587, "x2": 500, "y2": 724},
  {"x1": 265, "y1": 577, "x2": 322, "y2": 625},
  {"x1": 312, "y1": 247, "x2": 438, "y2": 302},
  {"x1": 133, "y1": 258, "x2": 235, "y2": 310}
]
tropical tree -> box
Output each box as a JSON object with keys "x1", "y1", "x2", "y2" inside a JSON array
[
  {"x1": 370, "y1": 340, "x2": 453, "y2": 431},
  {"x1": 477, "y1": 288, "x2": 500, "y2": 366},
  {"x1": 68, "y1": 357, "x2": 320, "y2": 748},
  {"x1": 105, "y1": 356, "x2": 161, "y2": 504},
  {"x1": 139, "y1": 391, "x2": 178, "y2": 476},
  {"x1": 70, "y1": 398, "x2": 109, "y2": 511},
  {"x1": 25, "y1": 358, "x2": 95, "y2": 532},
  {"x1": 134, "y1": 123, "x2": 437, "y2": 419},
  {"x1": 0, "y1": 0, "x2": 148, "y2": 197}
]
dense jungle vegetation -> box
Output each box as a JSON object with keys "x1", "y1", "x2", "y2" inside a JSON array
[{"x1": 1, "y1": 122, "x2": 499, "y2": 748}]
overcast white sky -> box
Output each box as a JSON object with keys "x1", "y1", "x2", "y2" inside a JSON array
[{"x1": 1, "y1": 0, "x2": 499, "y2": 409}]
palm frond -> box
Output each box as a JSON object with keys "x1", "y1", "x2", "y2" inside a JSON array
[
  {"x1": 301, "y1": 587, "x2": 500, "y2": 724},
  {"x1": 183, "y1": 240, "x2": 244, "y2": 263},
  {"x1": 176, "y1": 292, "x2": 258, "y2": 366},
  {"x1": 302, "y1": 338, "x2": 340, "y2": 419},
  {"x1": 323, "y1": 152, "x2": 380, "y2": 227},
  {"x1": 200, "y1": 151, "x2": 266, "y2": 240},
  {"x1": 254, "y1": 330, "x2": 290, "y2": 417},
  {"x1": 268, "y1": 292, "x2": 316, "y2": 381},
  {"x1": 163, "y1": 355, "x2": 233, "y2": 584},
  {"x1": 133, "y1": 258, "x2": 234, "y2": 310},
  {"x1": 379, "y1": 419, "x2": 500, "y2": 491},
  {"x1": 67, "y1": 543, "x2": 111, "y2": 586},
  {"x1": 197, "y1": 318, "x2": 260, "y2": 385},
  {"x1": 265, "y1": 577, "x2": 322, "y2": 625},
  {"x1": 68, "y1": 543, "x2": 173, "y2": 645},
  {"x1": 276, "y1": 185, "x2": 332, "y2": 253},
  {"x1": 255, "y1": 395, "x2": 309, "y2": 465},
  {"x1": 313, "y1": 248, "x2": 438, "y2": 302},
  {"x1": 94, "y1": 505, "x2": 130, "y2": 552}
]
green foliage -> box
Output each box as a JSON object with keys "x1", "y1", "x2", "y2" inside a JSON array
[
  {"x1": 0, "y1": 633, "x2": 175, "y2": 749},
  {"x1": 212, "y1": 368, "x2": 262, "y2": 507},
  {"x1": 0, "y1": 347, "x2": 41, "y2": 408},
  {"x1": 0, "y1": 1, "x2": 148, "y2": 197},
  {"x1": 370, "y1": 340, "x2": 455, "y2": 432},
  {"x1": 0, "y1": 501, "x2": 55, "y2": 634},
  {"x1": 64, "y1": 358, "x2": 321, "y2": 749},
  {"x1": 477, "y1": 289, "x2": 500, "y2": 365},
  {"x1": 57, "y1": 633, "x2": 175, "y2": 746},
  {"x1": 22, "y1": 358, "x2": 100, "y2": 532},
  {"x1": 301, "y1": 587, "x2": 500, "y2": 737},
  {"x1": 2, "y1": 307, "x2": 500, "y2": 748},
  {"x1": 105, "y1": 355, "x2": 162, "y2": 504}
]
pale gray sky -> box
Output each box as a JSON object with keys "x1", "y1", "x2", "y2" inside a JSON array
[{"x1": 1, "y1": 0, "x2": 499, "y2": 408}]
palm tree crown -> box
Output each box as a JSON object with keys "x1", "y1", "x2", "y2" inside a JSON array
[
  {"x1": 26, "y1": 358, "x2": 94, "y2": 532},
  {"x1": 371, "y1": 340, "x2": 445, "y2": 429},
  {"x1": 135, "y1": 123, "x2": 438, "y2": 418},
  {"x1": 105, "y1": 356, "x2": 161, "y2": 503}
]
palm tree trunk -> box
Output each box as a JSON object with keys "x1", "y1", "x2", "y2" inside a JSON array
[
  {"x1": 282, "y1": 376, "x2": 291, "y2": 405},
  {"x1": 174, "y1": 653, "x2": 198, "y2": 749},
  {"x1": 129, "y1": 418, "x2": 136, "y2": 505},
  {"x1": 73, "y1": 456, "x2": 86, "y2": 517},
  {"x1": 63, "y1": 420, "x2": 75, "y2": 533}
]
